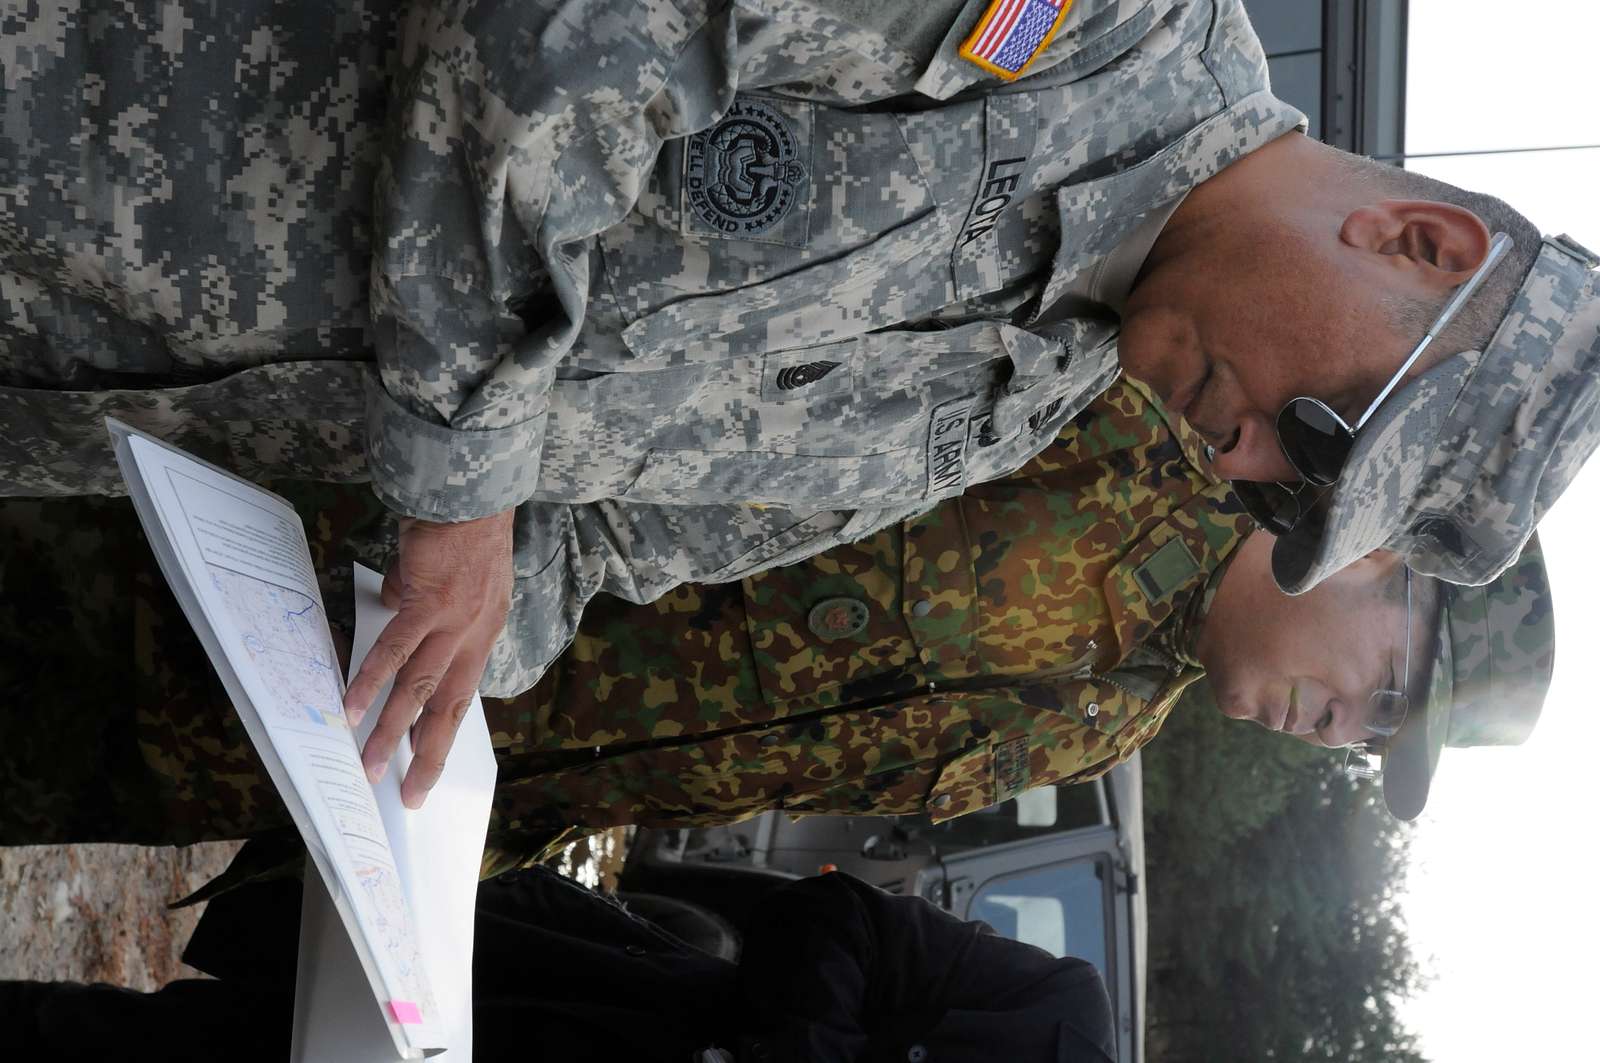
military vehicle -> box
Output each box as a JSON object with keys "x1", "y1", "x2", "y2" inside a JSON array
[{"x1": 620, "y1": 756, "x2": 1147, "y2": 1063}]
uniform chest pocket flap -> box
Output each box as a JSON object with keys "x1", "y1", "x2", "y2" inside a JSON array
[
  {"x1": 925, "y1": 740, "x2": 999, "y2": 823},
  {"x1": 612, "y1": 100, "x2": 950, "y2": 361}
]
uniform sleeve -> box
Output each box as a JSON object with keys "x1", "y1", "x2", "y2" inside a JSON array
[
  {"x1": 366, "y1": 0, "x2": 739, "y2": 520},
  {"x1": 736, "y1": 871, "x2": 1116, "y2": 1063},
  {"x1": 365, "y1": 0, "x2": 951, "y2": 522}
]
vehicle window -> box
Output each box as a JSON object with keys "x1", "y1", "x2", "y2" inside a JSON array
[
  {"x1": 969, "y1": 858, "x2": 1111, "y2": 977},
  {"x1": 927, "y1": 783, "x2": 1103, "y2": 851}
]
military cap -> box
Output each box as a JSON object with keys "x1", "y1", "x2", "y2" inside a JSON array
[
  {"x1": 1382, "y1": 535, "x2": 1554, "y2": 821},
  {"x1": 1273, "y1": 234, "x2": 1600, "y2": 594}
]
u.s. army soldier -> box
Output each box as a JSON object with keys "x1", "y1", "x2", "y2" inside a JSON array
[{"x1": 2, "y1": 0, "x2": 1594, "y2": 803}]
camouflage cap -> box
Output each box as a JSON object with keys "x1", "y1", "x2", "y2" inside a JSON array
[
  {"x1": 1272, "y1": 234, "x2": 1600, "y2": 594},
  {"x1": 1381, "y1": 535, "x2": 1554, "y2": 821}
]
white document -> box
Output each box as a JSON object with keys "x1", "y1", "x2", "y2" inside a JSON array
[
  {"x1": 107, "y1": 420, "x2": 449, "y2": 1059},
  {"x1": 291, "y1": 565, "x2": 496, "y2": 1063}
]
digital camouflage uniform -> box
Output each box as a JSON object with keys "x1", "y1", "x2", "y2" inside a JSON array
[
  {"x1": 0, "y1": 379, "x2": 1252, "y2": 864},
  {"x1": 1, "y1": 0, "x2": 1304, "y2": 696}
]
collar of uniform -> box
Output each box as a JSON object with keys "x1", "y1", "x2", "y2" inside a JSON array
[
  {"x1": 1122, "y1": 374, "x2": 1218, "y2": 482},
  {"x1": 1164, "y1": 544, "x2": 1238, "y2": 666},
  {"x1": 1099, "y1": 488, "x2": 1242, "y2": 669},
  {"x1": 1033, "y1": 92, "x2": 1308, "y2": 324},
  {"x1": 1084, "y1": 192, "x2": 1189, "y2": 314}
]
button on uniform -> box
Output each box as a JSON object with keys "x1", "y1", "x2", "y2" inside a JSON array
[
  {"x1": 1084, "y1": 702, "x2": 1100, "y2": 720},
  {"x1": 908, "y1": 1045, "x2": 929, "y2": 1063},
  {"x1": 911, "y1": 599, "x2": 934, "y2": 618}
]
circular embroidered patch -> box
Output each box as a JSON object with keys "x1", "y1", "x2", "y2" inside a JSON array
[
  {"x1": 807, "y1": 597, "x2": 870, "y2": 641},
  {"x1": 686, "y1": 99, "x2": 808, "y2": 237}
]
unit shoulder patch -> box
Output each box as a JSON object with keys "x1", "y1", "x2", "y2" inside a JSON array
[{"x1": 958, "y1": 0, "x2": 1076, "y2": 82}]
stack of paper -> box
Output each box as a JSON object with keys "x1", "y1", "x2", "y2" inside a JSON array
[{"x1": 109, "y1": 420, "x2": 496, "y2": 1061}]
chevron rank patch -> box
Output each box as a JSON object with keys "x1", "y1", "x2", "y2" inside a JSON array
[{"x1": 959, "y1": 0, "x2": 1075, "y2": 81}]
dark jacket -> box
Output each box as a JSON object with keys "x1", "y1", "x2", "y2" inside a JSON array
[{"x1": 10, "y1": 870, "x2": 1114, "y2": 1063}]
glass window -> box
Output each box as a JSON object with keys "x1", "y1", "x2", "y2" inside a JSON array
[
  {"x1": 926, "y1": 783, "x2": 1103, "y2": 851},
  {"x1": 969, "y1": 858, "x2": 1111, "y2": 977},
  {"x1": 1241, "y1": 0, "x2": 1322, "y2": 54}
]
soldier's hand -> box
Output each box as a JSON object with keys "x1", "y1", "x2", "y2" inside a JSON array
[{"x1": 344, "y1": 508, "x2": 514, "y2": 809}]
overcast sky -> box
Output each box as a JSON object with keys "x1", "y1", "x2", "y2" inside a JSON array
[{"x1": 1397, "y1": 2, "x2": 1600, "y2": 1059}]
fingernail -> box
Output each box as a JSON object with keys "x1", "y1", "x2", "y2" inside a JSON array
[
  {"x1": 346, "y1": 707, "x2": 365, "y2": 728},
  {"x1": 367, "y1": 760, "x2": 387, "y2": 784}
]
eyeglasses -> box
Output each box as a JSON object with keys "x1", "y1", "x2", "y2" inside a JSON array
[
  {"x1": 1342, "y1": 566, "x2": 1413, "y2": 781},
  {"x1": 1237, "y1": 233, "x2": 1514, "y2": 534}
]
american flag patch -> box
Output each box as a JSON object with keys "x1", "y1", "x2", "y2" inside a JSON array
[{"x1": 959, "y1": 0, "x2": 1075, "y2": 81}]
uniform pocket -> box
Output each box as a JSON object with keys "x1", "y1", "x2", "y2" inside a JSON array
[
  {"x1": 616, "y1": 206, "x2": 951, "y2": 362},
  {"x1": 692, "y1": 508, "x2": 860, "y2": 586},
  {"x1": 1059, "y1": 683, "x2": 1141, "y2": 737},
  {"x1": 623, "y1": 445, "x2": 923, "y2": 508},
  {"x1": 602, "y1": 94, "x2": 941, "y2": 341},
  {"x1": 925, "y1": 741, "x2": 997, "y2": 823},
  {"x1": 738, "y1": 524, "x2": 920, "y2": 706}
]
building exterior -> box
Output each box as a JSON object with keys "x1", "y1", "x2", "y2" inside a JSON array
[{"x1": 1242, "y1": 0, "x2": 1407, "y2": 159}]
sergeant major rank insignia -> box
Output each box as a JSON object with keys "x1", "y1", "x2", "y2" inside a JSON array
[
  {"x1": 959, "y1": 0, "x2": 1076, "y2": 82},
  {"x1": 685, "y1": 98, "x2": 810, "y2": 245}
]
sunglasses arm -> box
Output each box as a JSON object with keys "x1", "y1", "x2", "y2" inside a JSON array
[{"x1": 1352, "y1": 232, "x2": 1513, "y2": 431}]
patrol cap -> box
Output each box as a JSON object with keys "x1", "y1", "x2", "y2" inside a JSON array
[
  {"x1": 1381, "y1": 536, "x2": 1554, "y2": 821},
  {"x1": 1272, "y1": 234, "x2": 1600, "y2": 594}
]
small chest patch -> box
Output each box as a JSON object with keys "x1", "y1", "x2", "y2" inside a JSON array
[
  {"x1": 1133, "y1": 538, "x2": 1202, "y2": 603},
  {"x1": 959, "y1": 0, "x2": 1076, "y2": 82},
  {"x1": 807, "y1": 596, "x2": 871, "y2": 641},
  {"x1": 685, "y1": 98, "x2": 810, "y2": 242},
  {"x1": 926, "y1": 398, "x2": 974, "y2": 497},
  {"x1": 776, "y1": 360, "x2": 841, "y2": 391},
  {"x1": 959, "y1": 154, "x2": 1030, "y2": 249}
]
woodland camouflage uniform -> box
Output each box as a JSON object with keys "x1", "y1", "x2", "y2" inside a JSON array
[{"x1": 0, "y1": 379, "x2": 1251, "y2": 866}]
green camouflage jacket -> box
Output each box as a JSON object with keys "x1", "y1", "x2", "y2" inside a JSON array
[
  {"x1": 1, "y1": 0, "x2": 1302, "y2": 698},
  {"x1": 1, "y1": 379, "x2": 1249, "y2": 862},
  {"x1": 483, "y1": 378, "x2": 1252, "y2": 843}
]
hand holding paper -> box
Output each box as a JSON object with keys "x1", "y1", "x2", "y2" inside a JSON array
[
  {"x1": 107, "y1": 419, "x2": 478, "y2": 1059},
  {"x1": 344, "y1": 510, "x2": 514, "y2": 808}
]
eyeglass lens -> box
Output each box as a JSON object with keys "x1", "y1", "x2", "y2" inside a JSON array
[
  {"x1": 1344, "y1": 569, "x2": 1414, "y2": 781},
  {"x1": 1234, "y1": 481, "x2": 1302, "y2": 534},
  {"x1": 1276, "y1": 398, "x2": 1354, "y2": 487},
  {"x1": 1366, "y1": 691, "x2": 1409, "y2": 738}
]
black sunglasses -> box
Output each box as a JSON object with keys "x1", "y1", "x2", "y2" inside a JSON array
[{"x1": 1235, "y1": 232, "x2": 1513, "y2": 534}]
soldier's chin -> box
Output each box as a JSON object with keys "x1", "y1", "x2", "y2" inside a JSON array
[{"x1": 1210, "y1": 684, "x2": 1258, "y2": 724}]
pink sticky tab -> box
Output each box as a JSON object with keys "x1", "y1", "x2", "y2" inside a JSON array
[{"x1": 387, "y1": 1000, "x2": 423, "y2": 1025}]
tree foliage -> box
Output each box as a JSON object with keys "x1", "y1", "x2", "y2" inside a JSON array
[{"x1": 1141, "y1": 684, "x2": 1428, "y2": 1062}]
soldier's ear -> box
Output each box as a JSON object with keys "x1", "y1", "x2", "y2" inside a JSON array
[{"x1": 1340, "y1": 200, "x2": 1492, "y2": 279}]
